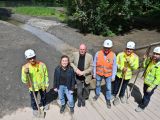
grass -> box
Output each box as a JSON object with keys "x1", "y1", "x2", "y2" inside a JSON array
[{"x1": 12, "y1": 6, "x2": 67, "y2": 21}]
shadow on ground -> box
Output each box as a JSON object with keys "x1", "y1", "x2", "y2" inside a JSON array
[
  {"x1": 128, "y1": 83, "x2": 142, "y2": 104},
  {"x1": 0, "y1": 8, "x2": 12, "y2": 20}
]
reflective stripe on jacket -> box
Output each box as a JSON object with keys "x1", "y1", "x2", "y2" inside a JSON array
[
  {"x1": 21, "y1": 61, "x2": 49, "y2": 91},
  {"x1": 144, "y1": 60, "x2": 160, "y2": 89},
  {"x1": 116, "y1": 52, "x2": 139, "y2": 80},
  {"x1": 96, "y1": 50, "x2": 114, "y2": 77}
]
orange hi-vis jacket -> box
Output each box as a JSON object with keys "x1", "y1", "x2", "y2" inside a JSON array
[{"x1": 96, "y1": 50, "x2": 114, "y2": 77}]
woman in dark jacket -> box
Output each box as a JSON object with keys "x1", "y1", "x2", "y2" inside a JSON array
[{"x1": 53, "y1": 55, "x2": 75, "y2": 114}]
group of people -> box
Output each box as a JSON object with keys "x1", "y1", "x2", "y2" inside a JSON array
[{"x1": 21, "y1": 39, "x2": 160, "y2": 117}]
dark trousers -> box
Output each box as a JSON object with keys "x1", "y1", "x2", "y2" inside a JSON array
[
  {"x1": 113, "y1": 76, "x2": 129, "y2": 97},
  {"x1": 139, "y1": 84, "x2": 157, "y2": 109},
  {"x1": 76, "y1": 80, "x2": 85, "y2": 104},
  {"x1": 30, "y1": 89, "x2": 46, "y2": 110}
]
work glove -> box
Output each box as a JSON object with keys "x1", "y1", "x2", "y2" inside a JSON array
[
  {"x1": 69, "y1": 90, "x2": 74, "y2": 94},
  {"x1": 24, "y1": 68, "x2": 29, "y2": 74},
  {"x1": 111, "y1": 78, "x2": 115, "y2": 82},
  {"x1": 54, "y1": 88, "x2": 58, "y2": 92},
  {"x1": 147, "y1": 88, "x2": 152, "y2": 93},
  {"x1": 123, "y1": 67, "x2": 127, "y2": 73},
  {"x1": 26, "y1": 82, "x2": 32, "y2": 88}
]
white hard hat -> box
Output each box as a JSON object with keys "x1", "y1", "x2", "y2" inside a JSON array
[
  {"x1": 24, "y1": 49, "x2": 36, "y2": 59},
  {"x1": 103, "y1": 39, "x2": 113, "y2": 48},
  {"x1": 126, "y1": 41, "x2": 135, "y2": 49},
  {"x1": 153, "y1": 46, "x2": 160, "y2": 54}
]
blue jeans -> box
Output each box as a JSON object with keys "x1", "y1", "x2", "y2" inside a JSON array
[
  {"x1": 30, "y1": 89, "x2": 46, "y2": 110},
  {"x1": 139, "y1": 84, "x2": 157, "y2": 109},
  {"x1": 58, "y1": 85, "x2": 74, "y2": 107},
  {"x1": 95, "y1": 75, "x2": 112, "y2": 101}
]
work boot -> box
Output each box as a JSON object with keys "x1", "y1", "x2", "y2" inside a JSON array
[
  {"x1": 106, "y1": 101, "x2": 111, "y2": 109},
  {"x1": 120, "y1": 96, "x2": 126, "y2": 104},
  {"x1": 44, "y1": 104, "x2": 49, "y2": 111},
  {"x1": 77, "y1": 100, "x2": 81, "y2": 107},
  {"x1": 82, "y1": 101, "x2": 85, "y2": 107},
  {"x1": 93, "y1": 95, "x2": 99, "y2": 101},
  {"x1": 70, "y1": 107, "x2": 74, "y2": 114},
  {"x1": 60, "y1": 105, "x2": 66, "y2": 113},
  {"x1": 33, "y1": 110, "x2": 38, "y2": 117},
  {"x1": 135, "y1": 107, "x2": 144, "y2": 112}
]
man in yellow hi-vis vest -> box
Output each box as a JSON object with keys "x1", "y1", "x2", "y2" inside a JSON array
[
  {"x1": 135, "y1": 46, "x2": 160, "y2": 112},
  {"x1": 113, "y1": 41, "x2": 139, "y2": 103},
  {"x1": 21, "y1": 49, "x2": 49, "y2": 116}
]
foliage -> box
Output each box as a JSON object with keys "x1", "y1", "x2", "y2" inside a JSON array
[
  {"x1": 0, "y1": 0, "x2": 64, "y2": 7},
  {"x1": 65, "y1": 0, "x2": 160, "y2": 36}
]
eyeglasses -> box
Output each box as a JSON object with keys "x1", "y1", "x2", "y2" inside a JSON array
[
  {"x1": 104, "y1": 47, "x2": 110, "y2": 50},
  {"x1": 126, "y1": 48, "x2": 133, "y2": 51},
  {"x1": 27, "y1": 56, "x2": 36, "y2": 60}
]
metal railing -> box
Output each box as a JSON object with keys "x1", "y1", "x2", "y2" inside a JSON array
[{"x1": 135, "y1": 41, "x2": 160, "y2": 51}]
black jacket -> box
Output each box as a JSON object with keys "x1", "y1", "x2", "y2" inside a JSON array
[{"x1": 53, "y1": 65, "x2": 75, "y2": 90}]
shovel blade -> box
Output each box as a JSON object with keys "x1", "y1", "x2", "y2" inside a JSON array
[
  {"x1": 36, "y1": 110, "x2": 45, "y2": 118},
  {"x1": 113, "y1": 97, "x2": 120, "y2": 106}
]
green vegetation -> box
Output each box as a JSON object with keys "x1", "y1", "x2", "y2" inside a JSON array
[
  {"x1": 13, "y1": 7, "x2": 66, "y2": 21},
  {"x1": 65, "y1": 0, "x2": 160, "y2": 36},
  {"x1": 1, "y1": 0, "x2": 160, "y2": 36}
]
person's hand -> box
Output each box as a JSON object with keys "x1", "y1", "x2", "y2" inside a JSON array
[
  {"x1": 26, "y1": 82, "x2": 32, "y2": 88},
  {"x1": 123, "y1": 67, "x2": 127, "y2": 73},
  {"x1": 143, "y1": 54, "x2": 147, "y2": 59},
  {"x1": 54, "y1": 88, "x2": 58, "y2": 92},
  {"x1": 69, "y1": 90, "x2": 74, "y2": 94},
  {"x1": 76, "y1": 69, "x2": 83, "y2": 76},
  {"x1": 147, "y1": 88, "x2": 152, "y2": 93},
  {"x1": 45, "y1": 86, "x2": 48, "y2": 90},
  {"x1": 93, "y1": 75, "x2": 96, "y2": 79},
  {"x1": 76, "y1": 69, "x2": 81, "y2": 75},
  {"x1": 111, "y1": 78, "x2": 115, "y2": 82},
  {"x1": 126, "y1": 57, "x2": 130, "y2": 63},
  {"x1": 24, "y1": 68, "x2": 29, "y2": 74},
  {"x1": 78, "y1": 71, "x2": 84, "y2": 76}
]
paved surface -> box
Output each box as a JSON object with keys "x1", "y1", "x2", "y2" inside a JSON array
[{"x1": 1, "y1": 72, "x2": 160, "y2": 120}]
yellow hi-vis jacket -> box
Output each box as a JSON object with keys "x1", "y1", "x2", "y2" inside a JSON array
[
  {"x1": 116, "y1": 52, "x2": 139, "y2": 80},
  {"x1": 143, "y1": 58, "x2": 160, "y2": 90},
  {"x1": 21, "y1": 61, "x2": 49, "y2": 91}
]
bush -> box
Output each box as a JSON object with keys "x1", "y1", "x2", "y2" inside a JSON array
[{"x1": 65, "y1": 0, "x2": 160, "y2": 36}]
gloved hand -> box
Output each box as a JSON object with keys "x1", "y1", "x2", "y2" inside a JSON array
[
  {"x1": 24, "y1": 68, "x2": 29, "y2": 74},
  {"x1": 54, "y1": 88, "x2": 58, "y2": 92},
  {"x1": 26, "y1": 82, "x2": 32, "y2": 88},
  {"x1": 147, "y1": 88, "x2": 152, "y2": 93},
  {"x1": 126, "y1": 57, "x2": 131, "y2": 63},
  {"x1": 69, "y1": 90, "x2": 74, "y2": 94},
  {"x1": 123, "y1": 67, "x2": 127, "y2": 73},
  {"x1": 111, "y1": 78, "x2": 115, "y2": 82}
]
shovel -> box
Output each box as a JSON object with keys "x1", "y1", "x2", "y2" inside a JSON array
[
  {"x1": 26, "y1": 73, "x2": 45, "y2": 118},
  {"x1": 113, "y1": 74, "x2": 125, "y2": 106},
  {"x1": 126, "y1": 67, "x2": 141, "y2": 104}
]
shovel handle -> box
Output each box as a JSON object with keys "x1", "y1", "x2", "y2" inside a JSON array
[
  {"x1": 26, "y1": 73, "x2": 41, "y2": 112},
  {"x1": 116, "y1": 73, "x2": 125, "y2": 97}
]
